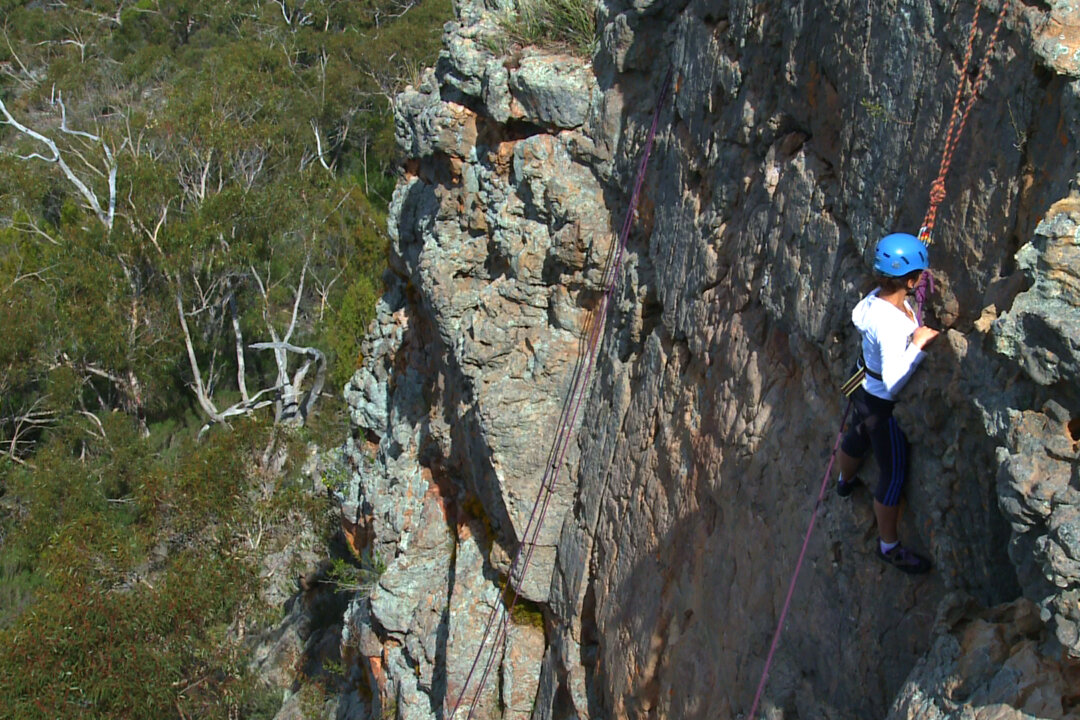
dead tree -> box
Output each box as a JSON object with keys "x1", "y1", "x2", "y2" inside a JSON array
[
  {"x1": 0, "y1": 92, "x2": 118, "y2": 232},
  {"x1": 176, "y1": 259, "x2": 327, "y2": 437},
  {"x1": 1, "y1": 397, "x2": 57, "y2": 467}
]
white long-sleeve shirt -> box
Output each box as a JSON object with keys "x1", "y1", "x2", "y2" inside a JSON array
[{"x1": 853, "y1": 289, "x2": 926, "y2": 401}]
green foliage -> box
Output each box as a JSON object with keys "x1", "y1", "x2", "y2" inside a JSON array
[
  {"x1": 0, "y1": 0, "x2": 451, "y2": 444},
  {"x1": 0, "y1": 1, "x2": 455, "y2": 711},
  {"x1": 0, "y1": 554, "x2": 260, "y2": 719},
  {"x1": 860, "y1": 98, "x2": 887, "y2": 119},
  {"x1": 0, "y1": 418, "x2": 279, "y2": 719},
  {"x1": 0, "y1": 0, "x2": 32, "y2": 16},
  {"x1": 497, "y1": 0, "x2": 598, "y2": 57},
  {"x1": 0, "y1": 546, "x2": 42, "y2": 629},
  {"x1": 328, "y1": 269, "x2": 382, "y2": 387},
  {"x1": 326, "y1": 550, "x2": 387, "y2": 596},
  {"x1": 497, "y1": 576, "x2": 546, "y2": 630},
  {"x1": 509, "y1": 597, "x2": 546, "y2": 629},
  {"x1": 859, "y1": 97, "x2": 912, "y2": 126}
]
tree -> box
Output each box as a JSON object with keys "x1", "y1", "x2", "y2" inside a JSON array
[{"x1": 176, "y1": 259, "x2": 327, "y2": 436}]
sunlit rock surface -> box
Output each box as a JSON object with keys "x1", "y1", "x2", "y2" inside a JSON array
[{"x1": 341, "y1": 0, "x2": 1080, "y2": 717}]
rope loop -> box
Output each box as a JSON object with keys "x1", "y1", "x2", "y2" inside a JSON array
[{"x1": 928, "y1": 178, "x2": 947, "y2": 205}]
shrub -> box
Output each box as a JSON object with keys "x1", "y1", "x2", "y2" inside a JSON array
[{"x1": 0, "y1": 420, "x2": 276, "y2": 719}]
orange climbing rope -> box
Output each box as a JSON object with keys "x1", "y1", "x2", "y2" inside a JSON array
[
  {"x1": 919, "y1": 0, "x2": 1010, "y2": 246},
  {"x1": 916, "y1": 0, "x2": 1010, "y2": 320}
]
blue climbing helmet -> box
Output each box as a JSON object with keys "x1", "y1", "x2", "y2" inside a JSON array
[{"x1": 873, "y1": 233, "x2": 929, "y2": 277}]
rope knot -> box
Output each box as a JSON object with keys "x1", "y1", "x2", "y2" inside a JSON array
[{"x1": 929, "y1": 179, "x2": 947, "y2": 205}]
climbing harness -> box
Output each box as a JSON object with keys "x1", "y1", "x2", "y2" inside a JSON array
[
  {"x1": 448, "y1": 66, "x2": 675, "y2": 720},
  {"x1": 750, "y1": 3, "x2": 1011, "y2": 716},
  {"x1": 839, "y1": 355, "x2": 882, "y2": 397},
  {"x1": 915, "y1": 0, "x2": 1010, "y2": 318}
]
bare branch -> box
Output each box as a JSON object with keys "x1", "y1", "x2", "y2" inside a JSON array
[
  {"x1": 0, "y1": 95, "x2": 116, "y2": 230},
  {"x1": 179, "y1": 261, "x2": 326, "y2": 432},
  {"x1": 195, "y1": 391, "x2": 280, "y2": 441},
  {"x1": 312, "y1": 265, "x2": 345, "y2": 322},
  {"x1": 3, "y1": 264, "x2": 57, "y2": 297},
  {"x1": 78, "y1": 410, "x2": 108, "y2": 440},
  {"x1": 283, "y1": 257, "x2": 308, "y2": 343},
  {"x1": 57, "y1": 92, "x2": 102, "y2": 143},
  {"x1": 66, "y1": 142, "x2": 108, "y2": 179},
  {"x1": 199, "y1": 147, "x2": 212, "y2": 200},
  {"x1": 373, "y1": 0, "x2": 420, "y2": 26},
  {"x1": 249, "y1": 340, "x2": 326, "y2": 421},
  {"x1": 176, "y1": 290, "x2": 224, "y2": 421},
  {"x1": 187, "y1": 271, "x2": 230, "y2": 316},
  {"x1": 322, "y1": 188, "x2": 355, "y2": 224},
  {"x1": 250, "y1": 264, "x2": 269, "y2": 300},
  {"x1": 146, "y1": 201, "x2": 169, "y2": 257},
  {"x1": 1, "y1": 29, "x2": 36, "y2": 89},
  {"x1": 272, "y1": 0, "x2": 313, "y2": 27},
  {"x1": 231, "y1": 145, "x2": 267, "y2": 191},
  {"x1": 2, "y1": 396, "x2": 56, "y2": 463},
  {"x1": 123, "y1": 112, "x2": 143, "y2": 159},
  {"x1": 249, "y1": 340, "x2": 325, "y2": 355},
  {"x1": 2, "y1": 29, "x2": 30, "y2": 77},
  {"x1": 177, "y1": 146, "x2": 215, "y2": 203},
  {"x1": 12, "y1": 216, "x2": 62, "y2": 246},
  {"x1": 310, "y1": 120, "x2": 333, "y2": 171},
  {"x1": 49, "y1": 0, "x2": 130, "y2": 27},
  {"x1": 229, "y1": 293, "x2": 250, "y2": 403},
  {"x1": 75, "y1": 363, "x2": 126, "y2": 386},
  {"x1": 56, "y1": 25, "x2": 91, "y2": 63}
]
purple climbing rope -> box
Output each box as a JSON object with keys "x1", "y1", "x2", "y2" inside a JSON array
[
  {"x1": 449, "y1": 66, "x2": 675, "y2": 720},
  {"x1": 746, "y1": 399, "x2": 853, "y2": 720},
  {"x1": 913, "y1": 268, "x2": 935, "y2": 324}
]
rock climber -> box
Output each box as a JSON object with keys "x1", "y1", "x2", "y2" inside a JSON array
[{"x1": 835, "y1": 232, "x2": 940, "y2": 574}]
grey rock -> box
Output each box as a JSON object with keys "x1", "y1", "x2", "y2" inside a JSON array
[
  {"x1": 341, "y1": 0, "x2": 1080, "y2": 716},
  {"x1": 1028, "y1": 0, "x2": 1080, "y2": 77},
  {"x1": 444, "y1": 530, "x2": 504, "y2": 720},
  {"x1": 994, "y1": 208, "x2": 1080, "y2": 386},
  {"x1": 395, "y1": 87, "x2": 479, "y2": 160},
  {"x1": 502, "y1": 622, "x2": 545, "y2": 718},
  {"x1": 508, "y1": 54, "x2": 597, "y2": 129}
]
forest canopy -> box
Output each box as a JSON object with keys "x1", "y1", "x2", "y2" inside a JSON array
[{"x1": 0, "y1": 0, "x2": 452, "y2": 716}]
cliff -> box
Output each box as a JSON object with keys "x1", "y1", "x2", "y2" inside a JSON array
[{"x1": 337, "y1": 0, "x2": 1080, "y2": 718}]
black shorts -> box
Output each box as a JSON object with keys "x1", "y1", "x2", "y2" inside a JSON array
[{"x1": 840, "y1": 387, "x2": 908, "y2": 507}]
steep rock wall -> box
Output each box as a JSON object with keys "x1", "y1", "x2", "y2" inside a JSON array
[{"x1": 340, "y1": 0, "x2": 1080, "y2": 718}]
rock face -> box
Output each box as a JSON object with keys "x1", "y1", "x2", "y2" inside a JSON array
[
  {"x1": 341, "y1": 0, "x2": 1080, "y2": 718},
  {"x1": 887, "y1": 595, "x2": 1080, "y2": 720}
]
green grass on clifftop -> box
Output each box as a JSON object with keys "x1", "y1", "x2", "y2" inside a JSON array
[{"x1": 498, "y1": 0, "x2": 598, "y2": 57}]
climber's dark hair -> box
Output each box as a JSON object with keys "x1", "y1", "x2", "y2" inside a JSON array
[{"x1": 873, "y1": 268, "x2": 924, "y2": 294}]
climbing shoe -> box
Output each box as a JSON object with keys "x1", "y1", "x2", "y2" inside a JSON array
[
  {"x1": 835, "y1": 475, "x2": 859, "y2": 498},
  {"x1": 877, "y1": 543, "x2": 932, "y2": 575}
]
